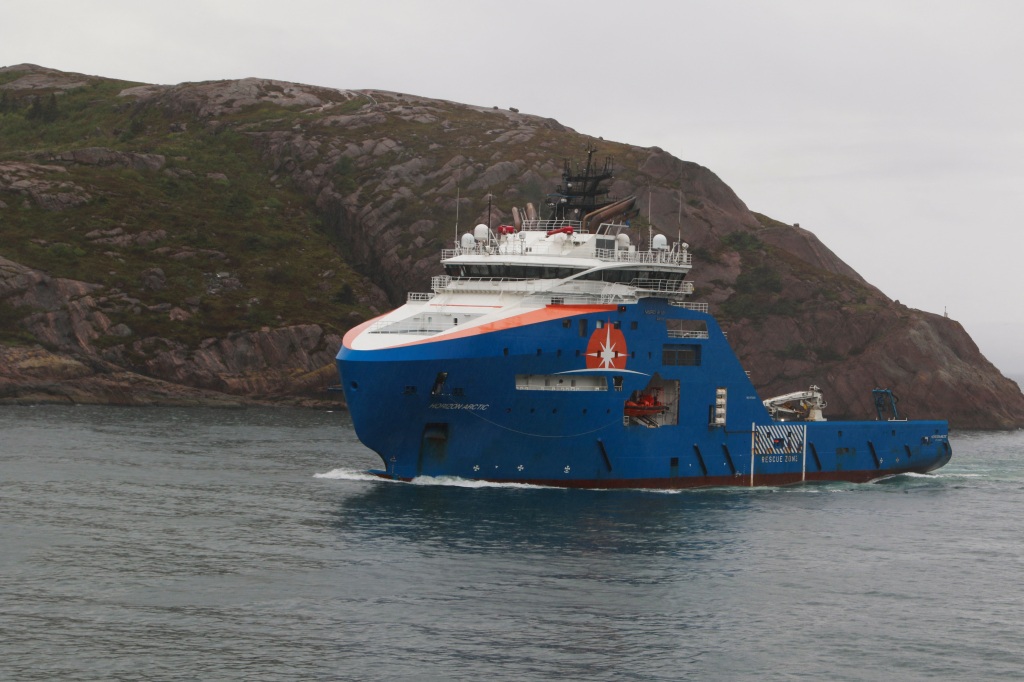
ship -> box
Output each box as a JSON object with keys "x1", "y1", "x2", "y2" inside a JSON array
[{"x1": 336, "y1": 149, "x2": 951, "y2": 488}]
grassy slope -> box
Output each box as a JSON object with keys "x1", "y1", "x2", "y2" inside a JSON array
[{"x1": 0, "y1": 74, "x2": 367, "y2": 349}]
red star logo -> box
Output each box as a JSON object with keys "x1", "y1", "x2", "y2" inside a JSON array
[{"x1": 585, "y1": 323, "x2": 628, "y2": 370}]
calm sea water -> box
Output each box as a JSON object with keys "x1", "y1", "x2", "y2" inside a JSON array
[{"x1": 1, "y1": 405, "x2": 1022, "y2": 681}]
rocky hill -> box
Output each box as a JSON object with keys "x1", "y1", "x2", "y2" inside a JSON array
[{"x1": 2, "y1": 63, "x2": 1022, "y2": 427}]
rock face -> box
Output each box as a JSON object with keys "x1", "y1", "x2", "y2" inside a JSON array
[
  {"x1": 1, "y1": 64, "x2": 1022, "y2": 427},
  {"x1": 728, "y1": 305, "x2": 1024, "y2": 429},
  {"x1": 119, "y1": 78, "x2": 351, "y2": 118},
  {"x1": 109, "y1": 325, "x2": 342, "y2": 397},
  {"x1": 0, "y1": 256, "x2": 342, "y2": 406},
  {"x1": 40, "y1": 147, "x2": 166, "y2": 172},
  {"x1": 0, "y1": 161, "x2": 92, "y2": 210},
  {"x1": 0, "y1": 63, "x2": 92, "y2": 91},
  {"x1": 0, "y1": 345, "x2": 250, "y2": 407}
]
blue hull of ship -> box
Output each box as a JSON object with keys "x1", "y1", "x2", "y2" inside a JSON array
[{"x1": 337, "y1": 301, "x2": 951, "y2": 488}]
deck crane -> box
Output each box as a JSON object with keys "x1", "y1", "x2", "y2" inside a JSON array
[{"x1": 763, "y1": 385, "x2": 827, "y2": 421}]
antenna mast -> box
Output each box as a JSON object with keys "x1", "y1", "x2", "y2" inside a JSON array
[
  {"x1": 455, "y1": 185, "x2": 460, "y2": 245},
  {"x1": 648, "y1": 186, "x2": 653, "y2": 248}
]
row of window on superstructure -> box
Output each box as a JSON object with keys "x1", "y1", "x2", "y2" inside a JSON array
[{"x1": 444, "y1": 264, "x2": 686, "y2": 283}]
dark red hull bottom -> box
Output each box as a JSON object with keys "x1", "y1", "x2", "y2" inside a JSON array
[{"x1": 370, "y1": 467, "x2": 935, "y2": 490}]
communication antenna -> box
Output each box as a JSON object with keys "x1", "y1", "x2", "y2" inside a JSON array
[
  {"x1": 454, "y1": 185, "x2": 460, "y2": 246},
  {"x1": 648, "y1": 185, "x2": 653, "y2": 249},
  {"x1": 678, "y1": 172, "x2": 685, "y2": 248}
]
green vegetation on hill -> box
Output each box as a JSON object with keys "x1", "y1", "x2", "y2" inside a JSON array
[
  {"x1": 0, "y1": 73, "x2": 367, "y2": 348},
  {"x1": 714, "y1": 213, "x2": 883, "y2": 324}
]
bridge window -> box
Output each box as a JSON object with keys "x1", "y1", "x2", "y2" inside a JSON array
[{"x1": 663, "y1": 344, "x2": 702, "y2": 366}]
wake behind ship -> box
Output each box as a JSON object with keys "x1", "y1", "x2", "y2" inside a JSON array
[{"x1": 336, "y1": 150, "x2": 951, "y2": 488}]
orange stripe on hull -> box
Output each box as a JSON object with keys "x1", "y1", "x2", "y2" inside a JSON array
[{"x1": 341, "y1": 315, "x2": 386, "y2": 349}]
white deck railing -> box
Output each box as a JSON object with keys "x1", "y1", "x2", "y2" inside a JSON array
[
  {"x1": 426, "y1": 275, "x2": 695, "y2": 304},
  {"x1": 519, "y1": 219, "x2": 584, "y2": 231},
  {"x1": 442, "y1": 244, "x2": 691, "y2": 266},
  {"x1": 669, "y1": 301, "x2": 709, "y2": 312}
]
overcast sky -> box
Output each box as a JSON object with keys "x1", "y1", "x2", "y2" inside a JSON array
[{"x1": 4, "y1": 0, "x2": 1023, "y2": 377}]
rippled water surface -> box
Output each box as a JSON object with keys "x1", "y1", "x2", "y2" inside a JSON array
[{"x1": 2, "y1": 406, "x2": 1022, "y2": 680}]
